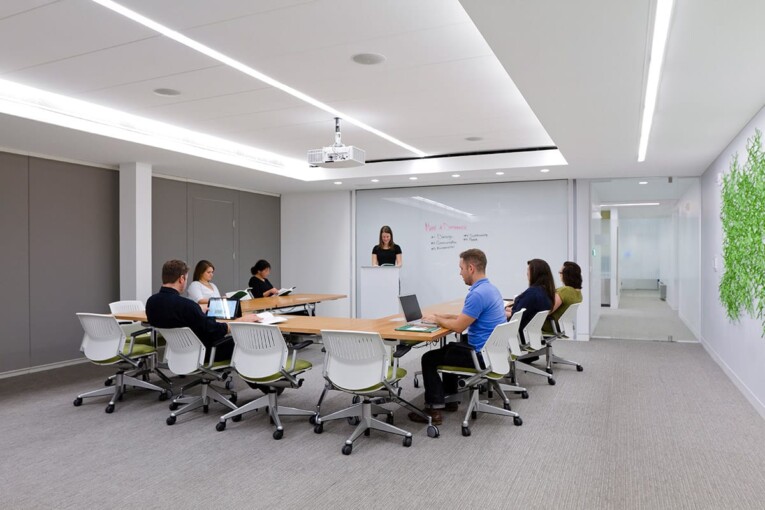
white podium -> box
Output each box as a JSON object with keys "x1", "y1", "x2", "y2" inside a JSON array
[{"x1": 358, "y1": 266, "x2": 400, "y2": 318}]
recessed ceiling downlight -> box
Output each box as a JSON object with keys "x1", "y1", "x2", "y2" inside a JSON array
[
  {"x1": 465, "y1": 136, "x2": 483, "y2": 142},
  {"x1": 352, "y1": 53, "x2": 386, "y2": 65},
  {"x1": 153, "y1": 88, "x2": 181, "y2": 96}
]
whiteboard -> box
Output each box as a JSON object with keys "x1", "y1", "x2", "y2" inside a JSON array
[{"x1": 356, "y1": 181, "x2": 569, "y2": 310}]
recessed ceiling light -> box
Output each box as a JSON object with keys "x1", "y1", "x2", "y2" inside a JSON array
[
  {"x1": 452, "y1": 174, "x2": 460, "y2": 178},
  {"x1": 333, "y1": 181, "x2": 342, "y2": 185},
  {"x1": 639, "y1": 181, "x2": 648, "y2": 185},
  {"x1": 371, "y1": 179, "x2": 379, "y2": 183},
  {"x1": 409, "y1": 176, "x2": 418, "y2": 180},
  {"x1": 496, "y1": 171, "x2": 505, "y2": 176},
  {"x1": 540, "y1": 168, "x2": 550, "y2": 173},
  {"x1": 352, "y1": 53, "x2": 386, "y2": 65},
  {"x1": 153, "y1": 87, "x2": 181, "y2": 96},
  {"x1": 465, "y1": 136, "x2": 483, "y2": 142}
]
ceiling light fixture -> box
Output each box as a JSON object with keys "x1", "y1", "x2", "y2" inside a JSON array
[
  {"x1": 464, "y1": 136, "x2": 483, "y2": 142},
  {"x1": 352, "y1": 53, "x2": 386, "y2": 65},
  {"x1": 599, "y1": 202, "x2": 661, "y2": 207},
  {"x1": 409, "y1": 176, "x2": 418, "y2": 180},
  {"x1": 334, "y1": 181, "x2": 342, "y2": 185},
  {"x1": 639, "y1": 181, "x2": 648, "y2": 184},
  {"x1": 637, "y1": 0, "x2": 675, "y2": 162},
  {"x1": 91, "y1": 0, "x2": 426, "y2": 157},
  {"x1": 452, "y1": 174, "x2": 460, "y2": 178},
  {"x1": 371, "y1": 178, "x2": 379, "y2": 183},
  {"x1": 540, "y1": 168, "x2": 550, "y2": 173},
  {"x1": 496, "y1": 171, "x2": 504, "y2": 176},
  {"x1": 153, "y1": 88, "x2": 181, "y2": 96}
]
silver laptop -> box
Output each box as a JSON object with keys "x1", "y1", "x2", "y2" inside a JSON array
[{"x1": 398, "y1": 294, "x2": 436, "y2": 326}]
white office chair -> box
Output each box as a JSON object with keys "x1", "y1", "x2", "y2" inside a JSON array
[
  {"x1": 216, "y1": 323, "x2": 314, "y2": 440},
  {"x1": 516, "y1": 310, "x2": 556, "y2": 385},
  {"x1": 313, "y1": 330, "x2": 435, "y2": 455},
  {"x1": 544, "y1": 302, "x2": 584, "y2": 373},
  {"x1": 73, "y1": 313, "x2": 169, "y2": 413},
  {"x1": 496, "y1": 310, "x2": 529, "y2": 399},
  {"x1": 156, "y1": 327, "x2": 238, "y2": 425},
  {"x1": 437, "y1": 321, "x2": 523, "y2": 437}
]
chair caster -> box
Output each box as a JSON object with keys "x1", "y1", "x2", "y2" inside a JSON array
[
  {"x1": 273, "y1": 429, "x2": 284, "y2": 440},
  {"x1": 427, "y1": 425, "x2": 439, "y2": 438},
  {"x1": 104, "y1": 378, "x2": 113, "y2": 387},
  {"x1": 403, "y1": 436, "x2": 412, "y2": 447},
  {"x1": 546, "y1": 368, "x2": 553, "y2": 375},
  {"x1": 461, "y1": 426, "x2": 471, "y2": 437},
  {"x1": 521, "y1": 391, "x2": 529, "y2": 399},
  {"x1": 169, "y1": 402, "x2": 179, "y2": 411},
  {"x1": 203, "y1": 405, "x2": 209, "y2": 413},
  {"x1": 166, "y1": 415, "x2": 176, "y2": 425},
  {"x1": 159, "y1": 390, "x2": 171, "y2": 401},
  {"x1": 342, "y1": 444, "x2": 353, "y2": 455},
  {"x1": 471, "y1": 410, "x2": 477, "y2": 420},
  {"x1": 386, "y1": 414, "x2": 394, "y2": 425},
  {"x1": 314, "y1": 423, "x2": 324, "y2": 434},
  {"x1": 105, "y1": 404, "x2": 115, "y2": 414},
  {"x1": 309, "y1": 414, "x2": 318, "y2": 425},
  {"x1": 225, "y1": 380, "x2": 233, "y2": 390},
  {"x1": 364, "y1": 428, "x2": 371, "y2": 437},
  {"x1": 503, "y1": 402, "x2": 512, "y2": 411},
  {"x1": 413, "y1": 377, "x2": 419, "y2": 388},
  {"x1": 347, "y1": 416, "x2": 360, "y2": 426},
  {"x1": 216, "y1": 421, "x2": 226, "y2": 432},
  {"x1": 229, "y1": 392, "x2": 237, "y2": 404},
  {"x1": 514, "y1": 416, "x2": 523, "y2": 426},
  {"x1": 548, "y1": 378, "x2": 556, "y2": 386},
  {"x1": 577, "y1": 365, "x2": 584, "y2": 372},
  {"x1": 232, "y1": 415, "x2": 243, "y2": 422},
  {"x1": 73, "y1": 397, "x2": 83, "y2": 407}
]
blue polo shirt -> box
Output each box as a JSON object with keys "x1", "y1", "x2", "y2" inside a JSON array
[{"x1": 462, "y1": 278, "x2": 506, "y2": 351}]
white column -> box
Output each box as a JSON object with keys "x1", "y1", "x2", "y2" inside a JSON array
[{"x1": 119, "y1": 162, "x2": 152, "y2": 303}]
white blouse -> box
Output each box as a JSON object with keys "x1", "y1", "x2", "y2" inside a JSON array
[{"x1": 186, "y1": 280, "x2": 221, "y2": 303}]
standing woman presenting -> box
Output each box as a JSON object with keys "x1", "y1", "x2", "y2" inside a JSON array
[
  {"x1": 186, "y1": 260, "x2": 221, "y2": 305},
  {"x1": 372, "y1": 225, "x2": 402, "y2": 266}
]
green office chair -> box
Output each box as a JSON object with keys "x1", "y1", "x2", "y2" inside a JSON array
[
  {"x1": 156, "y1": 327, "x2": 238, "y2": 425},
  {"x1": 215, "y1": 322, "x2": 314, "y2": 440},
  {"x1": 437, "y1": 321, "x2": 523, "y2": 437},
  {"x1": 73, "y1": 313, "x2": 170, "y2": 413}
]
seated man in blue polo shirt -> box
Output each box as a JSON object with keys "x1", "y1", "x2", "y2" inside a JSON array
[
  {"x1": 146, "y1": 259, "x2": 261, "y2": 363},
  {"x1": 408, "y1": 248, "x2": 505, "y2": 426}
]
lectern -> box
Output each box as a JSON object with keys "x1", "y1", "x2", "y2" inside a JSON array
[{"x1": 358, "y1": 266, "x2": 400, "y2": 318}]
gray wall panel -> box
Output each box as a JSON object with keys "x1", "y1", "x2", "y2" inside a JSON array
[
  {"x1": 188, "y1": 184, "x2": 238, "y2": 294},
  {"x1": 0, "y1": 153, "x2": 30, "y2": 371},
  {"x1": 29, "y1": 158, "x2": 119, "y2": 366},
  {"x1": 152, "y1": 178, "x2": 187, "y2": 289},
  {"x1": 238, "y1": 192, "x2": 281, "y2": 289}
]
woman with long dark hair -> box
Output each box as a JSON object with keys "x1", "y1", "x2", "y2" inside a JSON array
[
  {"x1": 186, "y1": 259, "x2": 221, "y2": 305},
  {"x1": 506, "y1": 258, "x2": 555, "y2": 345},
  {"x1": 543, "y1": 261, "x2": 584, "y2": 333},
  {"x1": 371, "y1": 225, "x2": 402, "y2": 266}
]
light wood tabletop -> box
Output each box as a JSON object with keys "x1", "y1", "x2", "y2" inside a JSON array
[{"x1": 240, "y1": 293, "x2": 346, "y2": 313}]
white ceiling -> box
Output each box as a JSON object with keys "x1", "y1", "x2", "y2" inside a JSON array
[{"x1": 0, "y1": 0, "x2": 763, "y2": 195}]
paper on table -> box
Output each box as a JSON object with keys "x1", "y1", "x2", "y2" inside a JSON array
[
  {"x1": 277, "y1": 286, "x2": 296, "y2": 296},
  {"x1": 257, "y1": 311, "x2": 287, "y2": 324}
]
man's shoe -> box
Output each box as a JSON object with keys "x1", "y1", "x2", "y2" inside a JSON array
[
  {"x1": 408, "y1": 409, "x2": 443, "y2": 426},
  {"x1": 444, "y1": 402, "x2": 459, "y2": 412}
]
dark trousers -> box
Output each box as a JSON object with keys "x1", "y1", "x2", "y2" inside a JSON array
[
  {"x1": 203, "y1": 336, "x2": 235, "y2": 363},
  {"x1": 420, "y1": 341, "x2": 483, "y2": 408}
]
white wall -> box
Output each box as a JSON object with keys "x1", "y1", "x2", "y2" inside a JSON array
[
  {"x1": 574, "y1": 179, "x2": 591, "y2": 340},
  {"x1": 619, "y1": 217, "x2": 662, "y2": 287},
  {"x1": 589, "y1": 183, "x2": 603, "y2": 331},
  {"x1": 658, "y1": 215, "x2": 677, "y2": 308},
  {"x1": 281, "y1": 191, "x2": 352, "y2": 318},
  {"x1": 701, "y1": 107, "x2": 765, "y2": 418}
]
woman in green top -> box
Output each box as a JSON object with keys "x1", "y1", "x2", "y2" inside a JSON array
[{"x1": 544, "y1": 261, "x2": 583, "y2": 333}]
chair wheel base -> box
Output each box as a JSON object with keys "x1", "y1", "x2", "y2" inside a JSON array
[
  {"x1": 314, "y1": 423, "x2": 324, "y2": 434},
  {"x1": 461, "y1": 426, "x2": 471, "y2": 437},
  {"x1": 403, "y1": 436, "x2": 412, "y2": 447},
  {"x1": 216, "y1": 421, "x2": 226, "y2": 432},
  {"x1": 427, "y1": 425, "x2": 439, "y2": 438},
  {"x1": 105, "y1": 404, "x2": 115, "y2": 414},
  {"x1": 342, "y1": 444, "x2": 352, "y2": 455},
  {"x1": 166, "y1": 415, "x2": 176, "y2": 425},
  {"x1": 73, "y1": 397, "x2": 83, "y2": 407},
  {"x1": 514, "y1": 416, "x2": 523, "y2": 426},
  {"x1": 577, "y1": 365, "x2": 584, "y2": 372}
]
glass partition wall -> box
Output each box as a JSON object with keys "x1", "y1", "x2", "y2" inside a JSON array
[{"x1": 589, "y1": 177, "x2": 700, "y2": 342}]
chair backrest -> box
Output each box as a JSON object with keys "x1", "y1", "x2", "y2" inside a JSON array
[
  {"x1": 155, "y1": 327, "x2": 205, "y2": 375},
  {"x1": 480, "y1": 322, "x2": 515, "y2": 375},
  {"x1": 320, "y1": 330, "x2": 389, "y2": 391},
  {"x1": 554, "y1": 302, "x2": 580, "y2": 338},
  {"x1": 505, "y1": 309, "x2": 525, "y2": 357},
  {"x1": 108, "y1": 300, "x2": 145, "y2": 314},
  {"x1": 77, "y1": 313, "x2": 126, "y2": 362},
  {"x1": 229, "y1": 322, "x2": 287, "y2": 379},
  {"x1": 523, "y1": 310, "x2": 551, "y2": 350}
]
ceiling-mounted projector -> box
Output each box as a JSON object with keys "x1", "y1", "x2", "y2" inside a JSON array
[{"x1": 307, "y1": 117, "x2": 365, "y2": 168}]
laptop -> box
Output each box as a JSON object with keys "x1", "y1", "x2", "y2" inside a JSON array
[
  {"x1": 206, "y1": 297, "x2": 241, "y2": 320},
  {"x1": 398, "y1": 294, "x2": 436, "y2": 326}
]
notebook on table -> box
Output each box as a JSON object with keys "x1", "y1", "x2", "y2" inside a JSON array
[
  {"x1": 277, "y1": 286, "x2": 296, "y2": 296},
  {"x1": 206, "y1": 297, "x2": 241, "y2": 319},
  {"x1": 395, "y1": 294, "x2": 439, "y2": 332}
]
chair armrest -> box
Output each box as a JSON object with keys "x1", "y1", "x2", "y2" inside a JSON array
[
  {"x1": 290, "y1": 340, "x2": 314, "y2": 351},
  {"x1": 393, "y1": 343, "x2": 413, "y2": 358},
  {"x1": 130, "y1": 327, "x2": 152, "y2": 338}
]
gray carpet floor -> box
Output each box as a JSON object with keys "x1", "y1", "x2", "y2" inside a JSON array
[
  {"x1": 2, "y1": 338, "x2": 764, "y2": 509},
  {"x1": 593, "y1": 290, "x2": 698, "y2": 342}
]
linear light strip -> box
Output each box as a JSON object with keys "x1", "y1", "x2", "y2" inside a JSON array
[
  {"x1": 91, "y1": 0, "x2": 427, "y2": 158},
  {"x1": 638, "y1": 0, "x2": 675, "y2": 162},
  {"x1": 599, "y1": 202, "x2": 660, "y2": 207}
]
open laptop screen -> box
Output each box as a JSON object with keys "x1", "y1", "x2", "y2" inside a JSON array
[
  {"x1": 207, "y1": 297, "x2": 240, "y2": 319},
  {"x1": 398, "y1": 294, "x2": 423, "y2": 322}
]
